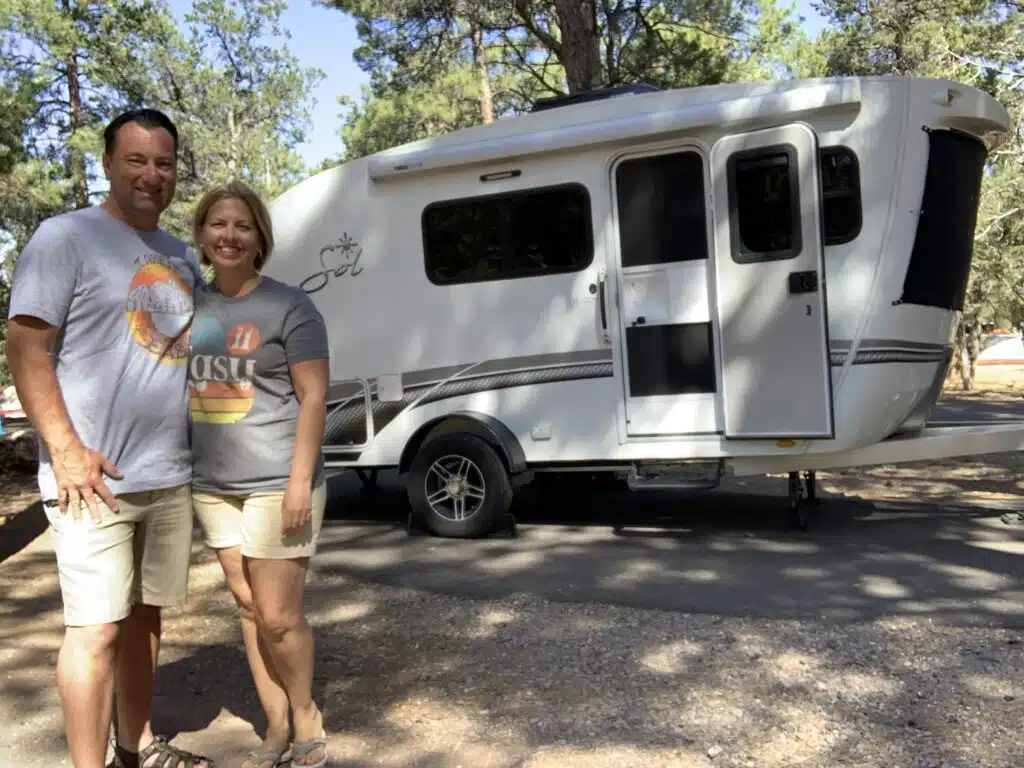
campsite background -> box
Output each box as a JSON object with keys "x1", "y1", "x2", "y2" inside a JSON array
[{"x1": 0, "y1": 0, "x2": 1021, "y2": 390}]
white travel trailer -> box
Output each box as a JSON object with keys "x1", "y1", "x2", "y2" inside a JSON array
[{"x1": 263, "y1": 75, "x2": 1024, "y2": 537}]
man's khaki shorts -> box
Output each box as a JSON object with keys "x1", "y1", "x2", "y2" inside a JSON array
[
  {"x1": 192, "y1": 482, "x2": 326, "y2": 560},
  {"x1": 44, "y1": 484, "x2": 194, "y2": 628}
]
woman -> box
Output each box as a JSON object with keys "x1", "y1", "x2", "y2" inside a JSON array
[{"x1": 188, "y1": 181, "x2": 330, "y2": 768}]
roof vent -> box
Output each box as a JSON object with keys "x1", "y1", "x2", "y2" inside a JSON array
[{"x1": 530, "y1": 83, "x2": 661, "y2": 113}]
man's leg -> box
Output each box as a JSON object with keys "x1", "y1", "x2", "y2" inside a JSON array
[
  {"x1": 114, "y1": 602, "x2": 161, "y2": 759},
  {"x1": 44, "y1": 498, "x2": 139, "y2": 768},
  {"x1": 112, "y1": 485, "x2": 212, "y2": 768},
  {"x1": 57, "y1": 623, "x2": 120, "y2": 768}
]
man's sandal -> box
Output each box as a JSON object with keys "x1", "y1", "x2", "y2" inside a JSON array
[
  {"x1": 108, "y1": 735, "x2": 216, "y2": 768},
  {"x1": 289, "y1": 730, "x2": 327, "y2": 768}
]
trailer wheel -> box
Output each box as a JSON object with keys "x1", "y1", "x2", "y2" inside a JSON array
[{"x1": 407, "y1": 433, "x2": 514, "y2": 538}]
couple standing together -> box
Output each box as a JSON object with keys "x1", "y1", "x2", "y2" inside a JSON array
[{"x1": 6, "y1": 108, "x2": 329, "y2": 768}]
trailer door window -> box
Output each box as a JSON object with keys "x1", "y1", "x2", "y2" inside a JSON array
[
  {"x1": 615, "y1": 150, "x2": 708, "y2": 267},
  {"x1": 422, "y1": 183, "x2": 593, "y2": 285},
  {"x1": 727, "y1": 145, "x2": 802, "y2": 263}
]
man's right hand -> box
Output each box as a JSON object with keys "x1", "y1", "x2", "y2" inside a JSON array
[{"x1": 51, "y1": 442, "x2": 123, "y2": 522}]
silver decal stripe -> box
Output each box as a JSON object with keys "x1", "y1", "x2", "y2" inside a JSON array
[
  {"x1": 322, "y1": 352, "x2": 614, "y2": 450},
  {"x1": 322, "y1": 341, "x2": 950, "y2": 450},
  {"x1": 832, "y1": 339, "x2": 949, "y2": 366}
]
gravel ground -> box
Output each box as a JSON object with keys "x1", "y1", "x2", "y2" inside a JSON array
[
  {"x1": 5, "y1": 536, "x2": 1024, "y2": 768},
  {"x1": 2, "y1": 391, "x2": 1023, "y2": 768}
]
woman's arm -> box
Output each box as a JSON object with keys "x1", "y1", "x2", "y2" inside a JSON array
[{"x1": 287, "y1": 357, "x2": 329, "y2": 489}]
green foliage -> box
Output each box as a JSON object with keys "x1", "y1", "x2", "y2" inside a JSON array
[
  {"x1": 810, "y1": 0, "x2": 1024, "y2": 385},
  {"x1": 327, "y1": 0, "x2": 808, "y2": 156},
  {"x1": 154, "y1": 0, "x2": 325, "y2": 238},
  {"x1": 1, "y1": 0, "x2": 1021, "y2": 393},
  {"x1": 0, "y1": 0, "x2": 325, "y2": 383}
]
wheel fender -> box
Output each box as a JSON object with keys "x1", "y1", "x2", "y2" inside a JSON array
[{"x1": 399, "y1": 411, "x2": 527, "y2": 475}]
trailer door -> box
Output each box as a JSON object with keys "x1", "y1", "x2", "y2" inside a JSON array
[
  {"x1": 612, "y1": 145, "x2": 720, "y2": 438},
  {"x1": 709, "y1": 123, "x2": 835, "y2": 440}
]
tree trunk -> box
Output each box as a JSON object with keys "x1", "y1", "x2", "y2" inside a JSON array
[
  {"x1": 471, "y1": 23, "x2": 494, "y2": 124},
  {"x1": 965, "y1": 326, "x2": 981, "y2": 391},
  {"x1": 956, "y1": 323, "x2": 982, "y2": 391},
  {"x1": 227, "y1": 105, "x2": 239, "y2": 178},
  {"x1": 552, "y1": 0, "x2": 602, "y2": 93},
  {"x1": 62, "y1": 0, "x2": 88, "y2": 209}
]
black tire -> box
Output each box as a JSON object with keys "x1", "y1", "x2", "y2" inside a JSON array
[{"x1": 406, "y1": 432, "x2": 514, "y2": 538}]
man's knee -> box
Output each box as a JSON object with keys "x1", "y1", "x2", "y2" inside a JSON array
[{"x1": 63, "y1": 622, "x2": 120, "y2": 660}]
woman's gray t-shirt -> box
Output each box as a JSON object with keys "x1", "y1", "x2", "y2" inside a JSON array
[{"x1": 188, "y1": 276, "x2": 330, "y2": 494}]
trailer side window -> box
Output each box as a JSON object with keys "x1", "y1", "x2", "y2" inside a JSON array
[
  {"x1": 899, "y1": 129, "x2": 988, "y2": 311},
  {"x1": 615, "y1": 150, "x2": 707, "y2": 267},
  {"x1": 422, "y1": 183, "x2": 593, "y2": 285},
  {"x1": 820, "y1": 146, "x2": 862, "y2": 245},
  {"x1": 727, "y1": 145, "x2": 802, "y2": 263}
]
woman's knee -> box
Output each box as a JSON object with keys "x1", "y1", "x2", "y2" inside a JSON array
[
  {"x1": 253, "y1": 604, "x2": 303, "y2": 641},
  {"x1": 229, "y1": 582, "x2": 257, "y2": 621},
  {"x1": 216, "y1": 548, "x2": 256, "y2": 618}
]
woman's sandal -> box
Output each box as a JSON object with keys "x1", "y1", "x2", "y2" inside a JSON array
[
  {"x1": 242, "y1": 746, "x2": 292, "y2": 768},
  {"x1": 288, "y1": 730, "x2": 327, "y2": 768}
]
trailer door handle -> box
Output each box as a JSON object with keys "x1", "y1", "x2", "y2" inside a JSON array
[
  {"x1": 596, "y1": 268, "x2": 610, "y2": 342},
  {"x1": 788, "y1": 270, "x2": 818, "y2": 294}
]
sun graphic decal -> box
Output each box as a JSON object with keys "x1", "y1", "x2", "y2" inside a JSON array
[
  {"x1": 125, "y1": 256, "x2": 195, "y2": 364},
  {"x1": 188, "y1": 318, "x2": 261, "y2": 425}
]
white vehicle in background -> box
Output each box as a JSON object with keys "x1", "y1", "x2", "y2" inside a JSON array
[{"x1": 0, "y1": 385, "x2": 37, "y2": 467}]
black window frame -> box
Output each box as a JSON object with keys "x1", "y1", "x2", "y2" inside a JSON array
[
  {"x1": 421, "y1": 181, "x2": 595, "y2": 287},
  {"x1": 819, "y1": 145, "x2": 862, "y2": 246},
  {"x1": 614, "y1": 148, "x2": 709, "y2": 268},
  {"x1": 726, "y1": 142, "x2": 804, "y2": 264}
]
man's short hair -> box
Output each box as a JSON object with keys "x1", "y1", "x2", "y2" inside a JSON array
[{"x1": 103, "y1": 108, "x2": 179, "y2": 156}]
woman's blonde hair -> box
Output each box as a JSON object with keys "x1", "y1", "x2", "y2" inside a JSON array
[{"x1": 192, "y1": 180, "x2": 275, "y2": 271}]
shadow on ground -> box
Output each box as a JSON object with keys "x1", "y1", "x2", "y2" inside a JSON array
[
  {"x1": 311, "y1": 463, "x2": 1024, "y2": 629},
  {"x1": 0, "y1": 501, "x2": 47, "y2": 564}
]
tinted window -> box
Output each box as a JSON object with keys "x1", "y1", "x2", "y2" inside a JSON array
[
  {"x1": 422, "y1": 183, "x2": 593, "y2": 285},
  {"x1": 615, "y1": 150, "x2": 708, "y2": 267},
  {"x1": 820, "y1": 146, "x2": 862, "y2": 245},
  {"x1": 899, "y1": 129, "x2": 987, "y2": 311},
  {"x1": 727, "y1": 145, "x2": 802, "y2": 263}
]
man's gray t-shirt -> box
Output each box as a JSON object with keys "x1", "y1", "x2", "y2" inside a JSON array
[
  {"x1": 188, "y1": 276, "x2": 329, "y2": 494},
  {"x1": 7, "y1": 205, "x2": 202, "y2": 501}
]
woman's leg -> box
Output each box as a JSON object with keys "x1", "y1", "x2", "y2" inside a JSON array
[
  {"x1": 245, "y1": 556, "x2": 324, "y2": 765},
  {"x1": 241, "y1": 484, "x2": 327, "y2": 767},
  {"x1": 192, "y1": 492, "x2": 292, "y2": 768},
  {"x1": 216, "y1": 547, "x2": 292, "y2": 768}
]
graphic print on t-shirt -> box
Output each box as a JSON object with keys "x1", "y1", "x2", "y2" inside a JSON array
[
  {"x1": 188, "y1": 316, "x2": 261, "y2": 424},
  {"x1": 125, "y1": 253, "x2": 195, "y2": 364}
]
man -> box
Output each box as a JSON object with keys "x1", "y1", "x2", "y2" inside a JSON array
[{"x1": 5, "y1": 109, "x2": 213, "y2": 768}]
